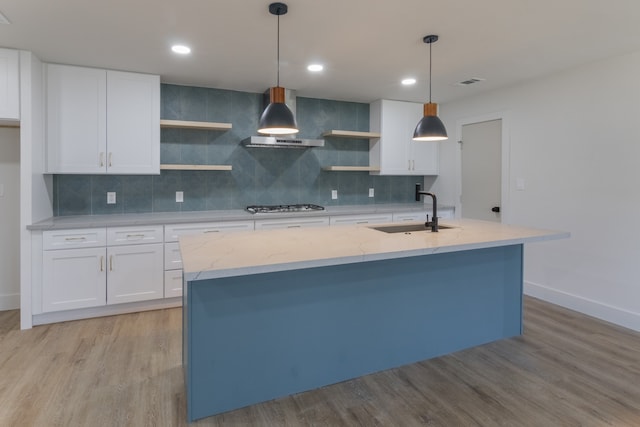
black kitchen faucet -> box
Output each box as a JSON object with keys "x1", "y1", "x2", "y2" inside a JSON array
[{"x1": 415, "y1": 183, "x2": 439, "y2": 232}]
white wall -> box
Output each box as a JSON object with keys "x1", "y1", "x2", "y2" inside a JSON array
[
  {"x1": 436, "y1": 50, "x2": 640, "y2": 331},
  {"x1": 0, "y1": 126, "x2": 20, "y2": 310}
]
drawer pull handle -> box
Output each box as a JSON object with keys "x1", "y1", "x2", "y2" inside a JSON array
[
  {"x1": 126, "y1": 234, "x2": 146, "y2": 239},
  {"x1": 100, "y1": 256, "x2": 104, "y2": 272},
  {"x1": 356, "y1": 221, "x2": 368, "y2": 224},
  {"x1": 287, "y1": 225, "x2": 301, "y2": 228},
  {"x1": 204, "y1": 230, "x2": 220, "y2": 233},
  {"x1": 109, "y1": 255, "x2": 113, "y2": 271},
  {"x1": 108, "y1": 152, "x2": 113, "y2": 167},
  {"x1": 65, "y1": 237, "x2": 87, "y2": 241},
  {"x1": 99, "y1": 152, "x2": 104, "y2": 167}
]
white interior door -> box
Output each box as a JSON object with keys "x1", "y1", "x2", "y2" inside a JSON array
[{"x1": 461, "y1": 119, "x2": 502, "y2": 222}]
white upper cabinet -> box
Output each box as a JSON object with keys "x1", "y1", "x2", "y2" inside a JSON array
[
  {"x1": 106, "y1": 71, "x2": 160, "y2": 174},
  {"x1": 369, "y1": 99, "x2": 439, "y2": 176},
  {"x1": 46, "y1": 64, "x2": 160, "y2": 174},
  {"x1": 0, "y1": 48, "x2": 20, "y2": 121}
]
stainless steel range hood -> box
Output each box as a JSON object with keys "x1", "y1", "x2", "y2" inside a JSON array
[
  {"x1": 242, "y1": 88, "x2": 324, "y2": 148},
  {"x1": 242, "y1": 136, "x2": 324, "y2": 148}
]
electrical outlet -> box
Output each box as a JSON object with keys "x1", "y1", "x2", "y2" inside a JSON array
[
  {"x1": 107, "y1": 192, "x2": 116, "y2": 204},
  {"x1": 176, "y1": 191, "x2": 184, "y2": 203},
  {"x1": 368, "y1": 188, "x2": 375, "y2": 198},
  {"x1": 516, "y1": 178, "x2": 525, "y2": 191},
  {"x1": 331, "y1": 190, "x2": 338, "y2": 200}
]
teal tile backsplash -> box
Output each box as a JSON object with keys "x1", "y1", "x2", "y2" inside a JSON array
[{"x1": 52, "y1": 84, "x2": 419, "y2": 216}]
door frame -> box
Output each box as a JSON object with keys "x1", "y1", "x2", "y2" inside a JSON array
[{"x1": 455, "y1": 111, "x2": 510, "y2": 223}]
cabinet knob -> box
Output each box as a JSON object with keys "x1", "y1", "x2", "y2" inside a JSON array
[{"x1": 491, "y1": 206, "x2": 501, "y2": 213}]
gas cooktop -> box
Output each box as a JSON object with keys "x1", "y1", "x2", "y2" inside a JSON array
[{"x1": 245, "y1": 204, "x2": 325, "y2": 214}]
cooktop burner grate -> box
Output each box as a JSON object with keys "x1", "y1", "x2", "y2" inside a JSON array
[{"x1": 246, "y1": 204, "x2": 325, "y2": 214}]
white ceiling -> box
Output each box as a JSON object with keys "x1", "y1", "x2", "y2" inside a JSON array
[{"x1": 2, "y1": 0, "x2": 640, "y2": 104}]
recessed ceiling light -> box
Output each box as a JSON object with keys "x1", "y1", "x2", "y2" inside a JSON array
[
  {"x1": 307, "y1": 64, "x2": 324, "y2": 72},
  {"x1": 401, "y1": 78, "x2": 417, "y2": 86},
  {"x1": 171, "y1": 45, "x2": 191, "y2": 55}
]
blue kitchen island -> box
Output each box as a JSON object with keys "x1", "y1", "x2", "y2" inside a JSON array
[{"x1": 179, "y1": 219, "x2": 568, "y2": 421}]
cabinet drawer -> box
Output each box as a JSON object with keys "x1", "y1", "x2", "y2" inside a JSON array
[
  {"x1": 254, "y1": 217, "x2": 330, "y2": 230},
  {"x1": 164, "y1": 221, "x2": 254, "y2": 242},
  {"x1": 164, "y1": 242, "x2": 183, "y2": 270},
  {"x1": 164, "y1": 269, "x2": 183, "y2": 298},
  {"x1": 329, "y1": 214, "x2": 393, "y2": 226},
  {"x1": 107, "y1": 225, "x2": 163, "y2": 246},
  {"x1": 43, "y1": 228, "x2": 107, "y2": 250},
  {"x1": 392, "y1": 212, "x2": 428, "y2": 222}
]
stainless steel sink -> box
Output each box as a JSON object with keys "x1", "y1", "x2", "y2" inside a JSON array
[{"x1": 370, "y1": 223, "x2": 454, "y2": 233}]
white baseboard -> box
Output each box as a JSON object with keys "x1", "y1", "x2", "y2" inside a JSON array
[
  {"x1": 524, "y1": 281, "x2": 640, "y2": 332},
  {"x1": 0, "y1": 293, "x2": 20, "y2": 311},
  {"x1": 33, "y1": 297, "x2": 182, "y2": 326}
]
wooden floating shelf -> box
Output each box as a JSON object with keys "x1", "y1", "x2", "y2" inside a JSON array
[
  {"x1": 321, "y1": 130, "x2": 381, "y2": 139},
  {"x1": 322, "y1": 166, "x2": 381, "y2": 172},
  {"x1": 160, "y1": 164, "x2": 232, "y2": 171},
  {"x1": 160, "y1": 119, "x2": 232, "y2": 131}
]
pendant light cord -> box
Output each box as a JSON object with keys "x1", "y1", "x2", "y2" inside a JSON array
[
  {"x1": 428, "y1": 40, "x2": 432, "y2": 103},
  {"x1": 276, "y1": 13, "x2": 280, "y2": 87}
]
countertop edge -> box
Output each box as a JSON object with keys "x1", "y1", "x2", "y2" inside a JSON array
[
  {"x1": 28, "y1": 203, "x2": 455, "y2": 231},
  {"x1": 182, "y1": 225, "x2": 570, "y2": 280}
]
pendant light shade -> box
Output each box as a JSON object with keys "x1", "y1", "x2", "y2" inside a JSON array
[
  {"x1": 413, "y1": 35, "x2": 448, "y2": 141},
  {"x1": 258, "y1": 86, "x2": 298, "y2": 134},
  {"x1": 259, "y1": 3, "x2": 299, "y2": 135}
]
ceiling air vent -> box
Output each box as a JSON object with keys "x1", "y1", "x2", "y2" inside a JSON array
[
  {"x1": 0, "y1": 11, "x2": 10, "y2": 24},
  {"x1": 455, "y1": 77, "x2": 485, "y2": 86}
]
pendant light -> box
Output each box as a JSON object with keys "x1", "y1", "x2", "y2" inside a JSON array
[
  {"x1": 412, "y1": 35, "x2": 448, "y2": 141},
  {"x1": 258, "y1": 2, "x2": 299, "y2": 135}
]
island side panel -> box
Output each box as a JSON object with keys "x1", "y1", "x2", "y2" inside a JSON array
[{"x1": 184, "y1": 244, "x2": 523, "y2": 421}]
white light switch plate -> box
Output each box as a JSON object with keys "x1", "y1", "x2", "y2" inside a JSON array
[
  {"x1": 176, "y1": 191, "x2": 184, "y2": 203},
  {"x1": 107, "y1": 192, "x2": 116, "y2": 204},
  {"x1": 331, "y1": 190, "x2": 338, "y2": 200},
  {"x1": 516, "y1": 178, "x2": 525, "y2": 191},
  {"x1": 368, "y1": 188, "x2": 374, "y2": 198},
  {"x1": 0, "y1": 183, "x2": 4, "y2": 197}
]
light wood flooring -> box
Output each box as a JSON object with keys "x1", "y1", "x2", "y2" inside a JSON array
[{"x1": 1, "y1": 297, "x2": 640, "y2": 426}]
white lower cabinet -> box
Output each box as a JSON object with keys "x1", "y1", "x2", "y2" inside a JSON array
[
  {"x1": 106, "y1": 243, "x2": 164, "y2": 304},
  {"x1": 42, "y1": 247, "x2": 106, "y2": 312},
  {"x1": 42, "y1": 226, "x2": 164, "y2": 313}
]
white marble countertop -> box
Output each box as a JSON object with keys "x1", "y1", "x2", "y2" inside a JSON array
[
  {"x1": 27, "y1": 203, "x2": 454, "y2": 230},
  {"x1": 180, "y1": 219, "x2": 570, "y2": 281}
]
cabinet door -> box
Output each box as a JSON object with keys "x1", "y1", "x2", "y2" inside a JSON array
[
  {"x1": 107, "y1": 243, "x2": 164, "y2": 304},
  {"x1": 412, "y1": 137, "x2": 439, "y2": 175},
  {"x1": 0, "y1": 48, "x2": 20, "y2": 121},
  {"x1": 372, "y1": 100, "x2": 413, "y2": 175},
  {"x1": 106, "y1": 71, "x2": 160, "y2": 174},
  {"x1": 46, "y1": 64, "x2": 107, "y2": 173},
  {"x1": 42, "y1": 247, "x2": 106, "y2": 312}
]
